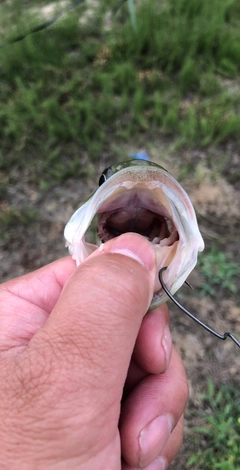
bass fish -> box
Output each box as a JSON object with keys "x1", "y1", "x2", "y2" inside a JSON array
[{"x1": 64, "y1": 159, "x2": 204, "y2": 310}]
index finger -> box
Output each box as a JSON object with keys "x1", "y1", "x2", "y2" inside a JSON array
[
  {"x1": 0, "y1": 257, "x2": 76, "y2": 351},
  {"x1": 1, "y1": 256, "x2": 76, "y2": 313}
]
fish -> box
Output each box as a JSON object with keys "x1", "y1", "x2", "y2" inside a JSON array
[{"x1": 64, "y1": 159, "x2": 204, "y2": 310}]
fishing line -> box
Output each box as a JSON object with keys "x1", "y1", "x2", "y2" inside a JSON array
[
  {"x1": 0, "y1": 0, "x2": 84, "y2": 49},
  {"x1": 0, "y1": 0, "x2": 130, "y2": 49},
  {"x1": 112, "y1": 0, "x2": 128, "y2": 15},
  {"x1": 159, "y1": 267, "x2": 240, "y2": 348}
]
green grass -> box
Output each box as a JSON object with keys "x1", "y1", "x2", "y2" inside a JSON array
[
  {"x1": 0, "y1": 4, "x2": 239, "y2": 468},
  {"x1": 0, "y1": 204, "x2": 39, "y2": 227},
  {"x1": 197, "y1": 246, "x2": 240, "y2": 296},
  {"x1": 0, "y1": 0, "x2": 240, "y2": 186},
  {"x1": 188, "y1": 381, "x2": 240, "y2": 469}
]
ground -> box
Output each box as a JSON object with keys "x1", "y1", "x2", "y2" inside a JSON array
[{"x1": 0, "y1": 140, "x2": 240, "y2": 468}]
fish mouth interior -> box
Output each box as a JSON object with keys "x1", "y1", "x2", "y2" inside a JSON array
[{"x1": 97, "y1": 189, "x2": 179, "y2": 247}]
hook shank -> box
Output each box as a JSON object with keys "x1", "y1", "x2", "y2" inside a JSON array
[{"x1": 159, "y1": 267, "x2": 240, "y2": 348}]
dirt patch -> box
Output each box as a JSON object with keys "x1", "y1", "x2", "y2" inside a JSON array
[{"x1": 191, "y1": 177, "x2": 240, "y2": 221}]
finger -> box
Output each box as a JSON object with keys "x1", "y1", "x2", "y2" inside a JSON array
[
  {"x1": 124, "y1": 305, "x2": 171, "y2": 398},
  {"x1": 0, "y1": 257, "x2": 76, "y2": 350},
  {"x1": 123, "y1": 359, "x2": 148, "y2": 400},
  {"x1": 121, "y1": 415, "x2": 184, "y2": 470},
  {"x1": 1, "y1": 256, "x2": 76, "y2": 313},
  {"x1": 120, "y1": 346, "x2": 188, "y2": 468},
  {"x1": 159, "y1": 413, "x2": 184, "y2": 468},
  {"x1": 133, "y1": 305, "x2": 171, "y2": 374},
  {"x1": 121, "y1": 416, "x2": 184, "y2": 470},
  {"x1": 26, "y1": 234, "x2": 156, "y2": 437}
]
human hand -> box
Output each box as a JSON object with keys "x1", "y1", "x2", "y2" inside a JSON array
[{"x1": 0, "y1": 233, "x2": 188, "y2": 470}]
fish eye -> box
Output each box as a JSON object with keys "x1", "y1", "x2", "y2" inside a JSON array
[
  {"x1": 98, "y1": 167, "x2": 114, "y2": 186},
  {"x1": 98, "y1": 173, "x2": 107, "y2": 186}
]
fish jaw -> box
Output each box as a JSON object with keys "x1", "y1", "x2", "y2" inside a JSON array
[
  {"x1": 64, "y1": 163, "x2": 204, "y2": 309},
  {"x1": 64, "y1": 184, "x2": 119, "y2": 264}
]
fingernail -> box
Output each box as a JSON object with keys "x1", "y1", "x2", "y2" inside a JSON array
[
  {"x1": 162, "y1": 325, "x2": 172, "y2": 370},
  {"x1": 101, "y1": 233, "x2": 155, "y2": 271},
  {"x1": 139, "y1": 414, "x2": 174, "y2": 468},
  {"x1": 144, "y1": 457, "x2": 168, "y2": 470}
]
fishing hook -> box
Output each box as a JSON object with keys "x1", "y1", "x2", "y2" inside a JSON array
[{"x1": 159, "y1": 267, "x2": 240, "y2": 348}]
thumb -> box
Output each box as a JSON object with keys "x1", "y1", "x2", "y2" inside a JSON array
[
  {"x1": 25, "y1": 233, "x2": 156, "y2": 464},
  {"x1": 43, "y1": 233, "x2": 156, "y2": 394},
  {"x1": 0, "y1": 235, "x2": 157, "y2": 468}
]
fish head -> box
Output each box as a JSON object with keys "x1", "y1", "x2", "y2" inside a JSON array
[{"x1": 64, "y1": 159, "x2": 204, "y2": 309}]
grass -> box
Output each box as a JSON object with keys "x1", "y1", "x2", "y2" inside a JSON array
[
  {"x1": 198, "y1": 246, "x2": 240, "y2": 296},
  {"x1": 0, "y1": 3, "x2": 239, "y2": 468},
  {"x1": 0, "y1": 202, "x2": 39, "y2": 227},
  {"x1": 188, "y1": 380, "x2": 240, "y2": 469},
  {"x1": 0, "y1": 0, "x2": 240, "y2": 186}
]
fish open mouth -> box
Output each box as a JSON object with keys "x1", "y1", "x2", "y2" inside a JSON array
[
  {"x1": 97, "y1": 202, "x2": 179, "y2": 248},
  {"x1": 96, "y1": 188, "x2": 179, "y2": 251}
]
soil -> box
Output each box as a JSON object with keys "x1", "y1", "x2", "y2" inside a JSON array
[{"x1": 0, "y1": 142, "x2": 240, "y2": 469}]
